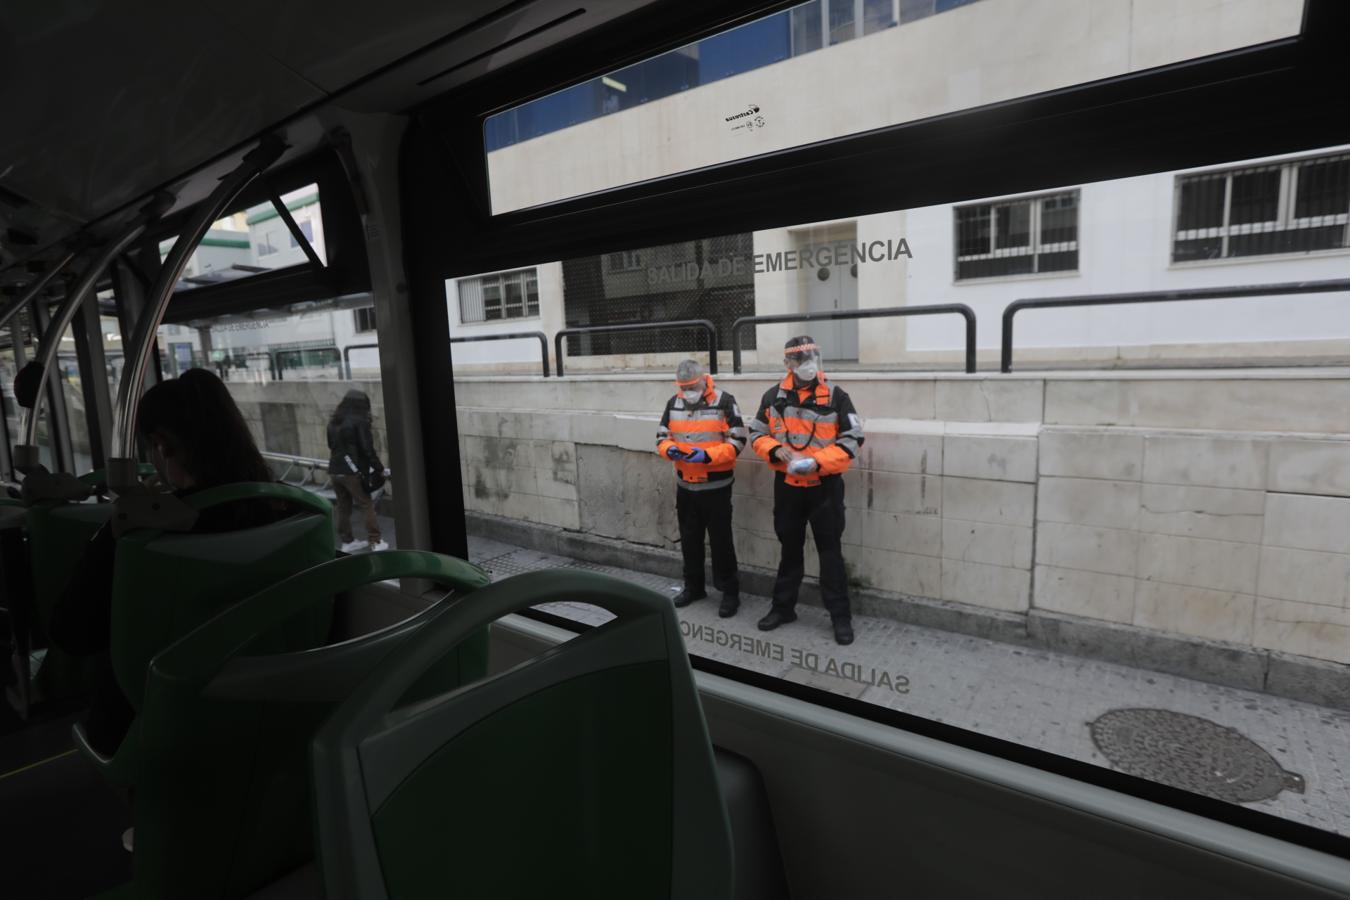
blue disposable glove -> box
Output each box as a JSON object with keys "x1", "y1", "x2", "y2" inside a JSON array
[
  {"x1": 665, "y1": 445, "x2": 683, "y2": 460},
  {"x1": 684, "y1": 447, "x2": 711, "y2": 464},
  {"x1": 787, "y1": 456, "x2": 818, "y2": 475}
]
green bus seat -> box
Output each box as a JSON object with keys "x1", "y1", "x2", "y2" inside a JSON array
[
  {"x1": 24, "y1": 500, "x2": 115, "y2": 700},
  {"x1": 96, "y1": 551, "x2": 489, "y2": 900},
  {"x1": 310, "y1": 568, "x2": 734, "y2": 900},
  {"x1": 73, "y1": 482, "x2": 337, "y2": 785}
]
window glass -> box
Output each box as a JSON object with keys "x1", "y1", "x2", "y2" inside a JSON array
[
  {"x1": 457, "y1": 269, "x2": 541, "y2": 325},
  {"x1": 484, "y1": 0, "x2": 1304, "y2": 213},
  {"x1": 156, "y1": 293, "x2": 398, "y2": 550},
  {"x1": 1173, "y1": 151, "x2": 1350, "y2": 262},
  {"x1": 955, "y1": 190, "x2": 1078, "y2": 280},
  {"x1": 160, "y1": 184, "x2": 326, "y2": 291},
  {"x1": 450, "y1": 142, "x2": 1350, "y2": 841},
  {"x1": 0, "y1": 324, "x2": 17, "y2": 463}
]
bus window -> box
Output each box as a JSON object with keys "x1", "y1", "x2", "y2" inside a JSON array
[
  {"x1": 484, "y1": 0, "x2": 1305, "y2": 213},
  {"x1": 159, "y1": 184, "x2": 327, "y2": 291},
  {"x1": 449, "y1": 141, "x2": 1350, "y2": 839},
  {"x1": 157, "y1": 294, "x2": 396, "y2": 551}
]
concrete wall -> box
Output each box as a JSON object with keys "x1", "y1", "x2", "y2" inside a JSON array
[
  {"x1": 454, "y1": 371, "x2": 1350, "y2": 669},
  {"x1": 224, "y1": 379, "x2": 391, "y2": 481}
]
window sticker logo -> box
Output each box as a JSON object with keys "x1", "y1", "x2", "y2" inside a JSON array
[{"x1": 726, "y1": 104, "x2": 765, "y2": 132}]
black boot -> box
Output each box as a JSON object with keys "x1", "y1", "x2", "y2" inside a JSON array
[
  {"x1": 757, "y1": 609, "x2": 797, "y2": 631},
  {"x1": 673, "y1": 587, "x2": 707, "y2": 608},
  {"x1": 718, "y1": 593, "x2": 740, "y2": 618},
  {"x1": 832, "y1": 616, "x2": 854, "y2": 645}
]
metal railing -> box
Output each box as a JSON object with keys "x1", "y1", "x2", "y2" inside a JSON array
[
  {"x1": 342, "y1": 343, "x2": 380, "y2": 380},
  {"x1": 450, "y1": 331, "x2": 550, "y2": 377},
  {"x1": 1000, "y1": 279, "x2": 1350, "y2": 373},
  {"x1": 554, "y1": 319, "x2": 718, "y2": 378},
  {"x1": 730, "y1": 304, "x2": 978, "y2": 374},
  {"x1": 262, "y1": 451, "x2": 390, "y2": 483},
  {"x1": 262, "y1": 451, "x2": 330, "y2": 486}
]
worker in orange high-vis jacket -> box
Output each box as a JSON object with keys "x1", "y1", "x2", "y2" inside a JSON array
[
  {"x1": 750, "y1": 335, "x2": 865, "y2": 645},
  {"x1": 656, "y1": 359, "x2": 748, "y2": 617}
]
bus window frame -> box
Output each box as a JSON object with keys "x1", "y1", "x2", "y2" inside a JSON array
[{"x1": 142, "y1": 150, "x2": 371, "y2": 326}]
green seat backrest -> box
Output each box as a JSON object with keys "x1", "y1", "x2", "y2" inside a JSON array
[
  {"x1": 130, "y1": 552, "x2": 490, "y2": 900},
  {"x1": 311, "y1": 569, "x2": 734, "y2": 900},
  {"x1": 109, "y1": 484, "x2": 335, "y2": 709},
  {"x1": 24, "y1": 501, "x2": 115, "y2": 699}
]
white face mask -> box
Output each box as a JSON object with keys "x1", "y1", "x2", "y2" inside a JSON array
[
  {"x1": 794, "y1": 361, "x2": 819, "y2": 382},
  {"x1": 681, "y1": 388, "x2": 703, "y2": 404}
]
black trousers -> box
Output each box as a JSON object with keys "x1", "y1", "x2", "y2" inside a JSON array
[
  {"x1": 676, "y1": 485, "x2": 740, "y2": 596},
  {"x1": 771, "y1": 473, "x2": 850, "y2": 619}
]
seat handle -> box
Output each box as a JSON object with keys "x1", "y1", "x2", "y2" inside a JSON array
[
  {"x1": 344, "y1": 569, "x2": 673, "y2": 720},
  {"x1": 150, "y1": 551, "x2": 489, "y2": 688}
]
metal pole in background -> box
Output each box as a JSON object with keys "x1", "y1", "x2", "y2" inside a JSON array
[
  {"x1": 108, "y1": 136, "x2": 285, "y2": 487},
  {"x1": 15, "y1": 215, "x2": 154, "y2": 469},
  {"x1": 0, "y1": 250, "x2": 76, "y2": 333},
  {"x1": 26, "y1": 295, "x2": 76, "y2": 474},
  {"x1": 72, "y1": 289, "x2": 115, "y2": 472}
]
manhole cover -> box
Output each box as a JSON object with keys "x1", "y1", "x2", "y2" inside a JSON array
[{"x1": 1089, "y1": 708, "x2": 1305, "y2": 803}]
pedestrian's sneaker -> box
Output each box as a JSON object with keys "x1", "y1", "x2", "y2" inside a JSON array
[
  {"x1": 757, "y1": 609, "x2": 797, "y2": 631},
  {"x1": 369, "y1": 541, "x2": 389, "y2": 552},
  {"x1": 340, "y1": 539, "x2": 369, "y2": 553},
  {"x1": 672, "y1": 588, "x2": 707, "y2": 608},
  {"x1": 832, "y1": 617, "x2": 854, "y2": 646},
  {"x1": 718, "y1": 593, "x2": 740, "y2": 618}
]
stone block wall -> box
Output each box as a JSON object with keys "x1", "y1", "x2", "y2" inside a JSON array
[{"x1": 453, "y1": 371, "x2": 1350, "y2": 670}]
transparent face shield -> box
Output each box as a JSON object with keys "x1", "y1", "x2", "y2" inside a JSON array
[{"x1": 784, "y1": 342, "x2": 823, "y2": 383}]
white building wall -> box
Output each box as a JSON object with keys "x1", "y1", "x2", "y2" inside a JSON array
[
  {"x1": 487, "y1": 0, "x2": 1303, "y2": 213},
  {"x1": 904, "y1": 146, "x2": 1350, "y2": 359},
  {"x1": 446, "y1": 262, "x2": 564, "y2": 372}
]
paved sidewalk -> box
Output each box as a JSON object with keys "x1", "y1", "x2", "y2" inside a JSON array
[{"x1": 468, "y1": 535, "x2": 1350, "y2": 838}]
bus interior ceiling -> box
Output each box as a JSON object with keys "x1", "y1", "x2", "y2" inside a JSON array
[{"x1": 2, "y1": 1, "x2": 1350, "y2": 898}]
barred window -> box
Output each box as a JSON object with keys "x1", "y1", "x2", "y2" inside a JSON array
[
  {"x1": 606, "y1": 250, "x2": 644, "y2": 272},
  {"x1": 353, "y1": 306, "x2": 377, "y2": 333},
  {"x1": 458, "y1": 269, "x2": 540, "y2": 323},
  {"x1": 1173, "y1": 153, "x2": 1350, "y2": 262},
  {"x1": 954, "y1": 190, "x2": 1079, "y2": 280}
]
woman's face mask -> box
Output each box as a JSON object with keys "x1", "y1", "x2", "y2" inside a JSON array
[
  {"x1": 793, "y1": 360, "x2": 819, "y2": 382},
  {"x1": 681, "y1": 386, "x2": 704, "y2": 404}
]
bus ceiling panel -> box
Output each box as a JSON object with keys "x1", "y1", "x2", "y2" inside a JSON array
[
  {"x1": 0, "y1": 4, "x2": 324, "y2": 223},
  {"x1": 333, "y1": 0, "x2": 664, "y2": 113}
]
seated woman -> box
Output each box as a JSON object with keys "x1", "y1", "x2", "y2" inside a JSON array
[{"x1": 50, "y1": 367, "x2": 283, "y2": 757}]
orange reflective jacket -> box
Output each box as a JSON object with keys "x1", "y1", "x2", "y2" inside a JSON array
[
  {"x1": 749, "y1": 372, "x2": 865, "y2": 487},
  {"x1": 655, "y1": 377, "x2": 748, "y2": 489}
]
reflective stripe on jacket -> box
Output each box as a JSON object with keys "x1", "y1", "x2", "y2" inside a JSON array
[
  {"x1": 749, "y1": 373, "x2": 864, "y2": 487},
  {"x1": 655, "y1": 382, "x2": 747, "y2": 490}
]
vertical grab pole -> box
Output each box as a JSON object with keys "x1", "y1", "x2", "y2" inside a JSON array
[
  {"x1": 13, "y1": 219, "x2": 158, "y2": 472},
  {"x1": 107, "y1": 137, "x2": 286, "y2": 490}
]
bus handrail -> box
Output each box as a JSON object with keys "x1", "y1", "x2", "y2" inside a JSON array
[
  {"x1": 554, "y1": 319, "x2": 717, "y2": 378},
  {"x1": 1000, "y1": 278, "x2": 1350, "y2": 373},
  {"x1": 730, "y1": 305, "x2": 977, "y2": 374},
  {"x1": 449, "y1": 331, "x2": 550, "y2": 378}
]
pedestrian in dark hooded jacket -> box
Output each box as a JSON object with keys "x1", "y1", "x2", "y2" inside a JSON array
[{"x1": 327, "y1": 389, "x2": 386, "y2": 551}]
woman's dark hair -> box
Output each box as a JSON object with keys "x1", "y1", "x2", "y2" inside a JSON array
[
  {"x1": 330, "y1": 389, "x2": 372, "y2": 425},
  {"x1": 137, "y1": 368, "x2": 272, "y2": 487}
]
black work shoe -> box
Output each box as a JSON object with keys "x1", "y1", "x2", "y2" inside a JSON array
[
  {"x1": 757, "y1": 609, "x2": 797, "y2": 631},
  {"x1": 718, "y1": 594, "x2": 740, "y2": 618},
  {"x1": 832, "y1": 617, "x2": 854, "y2": 645},
  {"x1": 673, "y1": 588, "x2": 707, "y2": 608}
]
